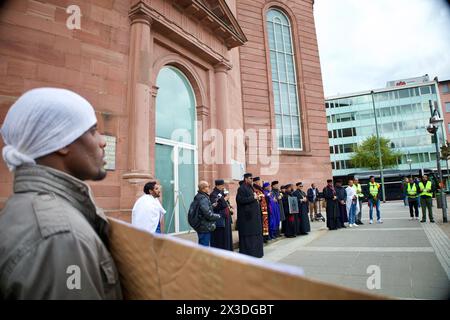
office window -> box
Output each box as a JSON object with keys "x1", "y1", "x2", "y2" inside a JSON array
[
  {"x1": 329, "y1": 146, "x2": 334, "y2": 154},
  {"x1": 342, "y1": 128, "x2": 353, "y2": 137},
  {"x1": 445, "y1": 102, "x2": 450, "y2": 113},
  {"x1": 420, "y1": 86, "x2": 431, "y2": 95},
  {"x1": 398, "y1": 89, "x2": 410, "y2": 99},
  {"x1": 442, "y1": 84, "x2": 449, "y2": 93},
  {"x1": 267, "y1": 9, "x2": 301, "y2": 149}
]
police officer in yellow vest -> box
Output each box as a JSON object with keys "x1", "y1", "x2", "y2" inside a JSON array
[
  {"x1": 367, "y1": 176, "x2": 382, "y2": 224},
  {"x1": 418, "y1": 175, "x2": 435, "y2": 223},
  {"x1": 352, "y1": 178, "x2": 364, "y2": 225},
  {"x1": 406, "y1": 177, "x2": 420, "y2": 220}
]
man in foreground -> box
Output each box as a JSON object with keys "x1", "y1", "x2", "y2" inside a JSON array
[{"x1": 0, "y1": 88, "x2": 122, "y2": 299}]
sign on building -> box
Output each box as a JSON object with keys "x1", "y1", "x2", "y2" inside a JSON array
[
  {"x1": 386, "y1": 75, "x2": 430, "y2": 87},
  {"x1": 103, "y1": 135, "x2": 116, "y2": 171}
]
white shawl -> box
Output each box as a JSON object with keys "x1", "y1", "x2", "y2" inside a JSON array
[{"x1": 345, "y1": 186, "x2": 360, "y2": 215}]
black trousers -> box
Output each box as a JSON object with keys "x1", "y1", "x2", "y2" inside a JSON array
[{"x1": 408, "y1": 198, "x2": 419, "y2": 217}]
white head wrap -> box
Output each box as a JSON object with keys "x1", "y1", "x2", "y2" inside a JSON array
[{"x1": 1, "y1": 87, "x2": 97, "y2": 171}]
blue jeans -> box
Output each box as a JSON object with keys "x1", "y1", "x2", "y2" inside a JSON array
[
  {"x1": 348, "y1": 202, "x2": 357, "y2": 225},
  {"x1": 198, "y1": 232, "x2": 211, "y2": 246},
  {"x1": 369, "y1": 199, "x2": 381, "y2": 221}
]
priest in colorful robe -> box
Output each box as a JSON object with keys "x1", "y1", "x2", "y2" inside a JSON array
[{"x1": 253, "y1": 177, "x2": 270, "y2": 243}]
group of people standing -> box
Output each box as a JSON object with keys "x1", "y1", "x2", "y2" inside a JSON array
[
  {"x1": 323, "y1": 176, "x2": 383, "y2": 231},
  {"x1": 236, "y1": 173, "x2": 319, "y2": 258},
  {"x1": 402, "y1": 175, "x2": 435, "y2": 222}
]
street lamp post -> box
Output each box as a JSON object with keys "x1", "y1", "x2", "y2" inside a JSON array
[
  {"x1": 427, "y1": 100, "x2": 448, "y2": 223},
  {"x1": 370, "y1": 91, "x2": 386, "y2": 203}
]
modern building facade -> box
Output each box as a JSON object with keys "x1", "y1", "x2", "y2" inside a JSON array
[
  {"x1": 0, "y1": 0, "x2": 331, "y2": 234},
  {"x1": 437, "y1": 78, "x2": 450, "y2": 142},
  {"x1": 326, "y1": 75, "x2": 447, "y2": 178}
]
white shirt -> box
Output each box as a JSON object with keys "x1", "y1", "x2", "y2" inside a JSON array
[
  {"x1": 131, "y1": 194, "x2": 166, "y2": 233},
  {"x1": 345, "y1": 186, "x2": 360, "y2": 214}
]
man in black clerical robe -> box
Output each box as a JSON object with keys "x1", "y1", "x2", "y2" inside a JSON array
[
  {"x1": 210, "y1": 179, "x2": 233, "y2": 251},
  {"x1": 335, "y1": 179, "x2": 348, "y2": 228},
  {"x1": 292, "y1": 182, "x2": 311, "y2": 235},
  {"x1": 282, "y1": 184, "x2": 297, "y2": 238},
  {"x1": 236, "y1": 173, "x2": 264, "y2": 258},
  {"x1": 323, "y1": 179, "x2": 341, "y2": 230}
]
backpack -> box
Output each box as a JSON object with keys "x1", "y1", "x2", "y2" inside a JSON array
[{"x1": 188, "y1": 197, "x2": 202, "y2": 230}]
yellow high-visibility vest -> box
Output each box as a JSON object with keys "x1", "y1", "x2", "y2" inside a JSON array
[
  {"x1": 369, "y1": 182, "x2": 380, "y2": 197},
  {"x1": 353, "y1": 184, "x2": 364, "y2": 198},
  {"x1": 419, "y1": 181, "x2": 433, "y2": 197},
  {"x1": 407, "y1": 183, "x2": 418, "y2": 198}
]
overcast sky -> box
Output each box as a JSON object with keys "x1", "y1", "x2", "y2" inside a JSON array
[{"x1": 314, "y1": 0, "x2": 450, "y2": 97}]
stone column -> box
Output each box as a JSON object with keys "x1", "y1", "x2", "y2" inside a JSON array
[
  {"x1": 121, "y1": 6, "x2": 153, "y2": 211},
  {"x1": 123, "y1": 11, "x2": 153, "y2": 181},
  {"x1": 214, "y1": 62, "x2": 232, "y2": 181}
]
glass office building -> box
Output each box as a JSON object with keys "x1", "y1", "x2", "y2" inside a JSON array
[{"x1": 326, "y1": 76, "x2": 446, "y2": 177}]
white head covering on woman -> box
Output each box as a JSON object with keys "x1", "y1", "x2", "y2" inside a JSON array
[{"x1": 1, "y1": 87, "x2": 97, "y2": 171}]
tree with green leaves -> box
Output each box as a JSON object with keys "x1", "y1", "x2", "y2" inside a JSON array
[{"x1": 350, "y1": 135, "x2": 403, "y2": 170}]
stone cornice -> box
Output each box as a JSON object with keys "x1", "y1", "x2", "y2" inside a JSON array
[
  {"x1": 129, "y1": 1, "x2": 233, "y2": 68},
  {"x1": 175, "y1": 0, "x2": 247, "y2": 49}
]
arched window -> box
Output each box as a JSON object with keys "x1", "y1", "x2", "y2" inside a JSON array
[
  {"x1": 266, "y1": 8, "x2": 302, "y2": 149},
  {"x1": 155, "y1": 66, "x2": 197, "y2": 234}
]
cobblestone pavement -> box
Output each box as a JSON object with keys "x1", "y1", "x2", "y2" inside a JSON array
[{"x1": 263, "y1": 200, "x2": 450, "y2": 300}]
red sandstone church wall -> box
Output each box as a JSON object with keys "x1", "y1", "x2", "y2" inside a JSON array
[
  {"x1": 0, "y1": 0, "x2": 132, "y2": 212},
  {"x1": 0, "y1": 0, "x2": 247, "y2": 218},
  {"x1": 237, "y1": 0, "x2": 332, "y2": 190},
  {"x1": 0, "y1": 0, "x2": 331, "y2": 218}
]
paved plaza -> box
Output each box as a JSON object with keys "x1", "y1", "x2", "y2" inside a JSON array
[{"x1": 263, "y1": 200, "x2": 450, "y2": 299}]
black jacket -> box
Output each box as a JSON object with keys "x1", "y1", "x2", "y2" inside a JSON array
[
  {"x1": 307, "y1": 188, "x2": 319, "y2": 202},
  {"x1": 236, "y1": 183, "x2": 262, "y2": 236},
  {"x1": 193, "y1": 192, "x2": 220, "y2": 233},
  {"x1": 210, "y1": 188, "x2": 229, "y2": 228},
  {"x1": 335, "y1": 186, "x2": 347, "y2": 203}
]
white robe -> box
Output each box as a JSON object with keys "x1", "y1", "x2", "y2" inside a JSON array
[
  {"x1": 131, "y1": 194, "x2": 166, "y2": 233},
  {"x1": 345, "y1": 186, "x2": 360, "y2": 215}
]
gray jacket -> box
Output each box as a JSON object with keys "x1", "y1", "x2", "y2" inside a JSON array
[{"x1": 0, "y1": 165, "x2": 122, "y2": 300}]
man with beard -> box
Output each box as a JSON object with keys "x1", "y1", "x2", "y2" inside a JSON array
[
  {"x1": 269, "y1": 181, "x2": 282, "y2": 238},
  {"x1": 132, "y1": 181, "x2": 166, "y2": 234},
  {"x1": 282, "y1": 184, "x2": 297, "y2": 238},
  {"x1": 210, "y1": 179, "x2": 233, "y2": 251},
  {"x1": 236, "y1": 173, "x2": 264, "y2": 258},
  {"x1": 253, "y1": 177, "x2": 269, "y2": 243},
  {"x1": 323, "y1": 179, "x2": 341, "y2": 230},
  {"x1": 335, "y1": 179, "x2": 348, "y2": 228},
  {"x1": 292, "y1": 182, "x2": 311, "y2": 235}
]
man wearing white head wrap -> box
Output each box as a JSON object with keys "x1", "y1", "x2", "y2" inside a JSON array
[{"x1": 0, "y1": 88, "x2": 122, "y2": 300}]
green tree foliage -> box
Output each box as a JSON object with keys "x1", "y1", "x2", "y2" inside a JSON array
[
  {"x1": 440, "y1": 141, "x2": 450, "y2": 160},
  {"x1": 350, "y1": 135, "x2": 402, "y2": 170}
]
